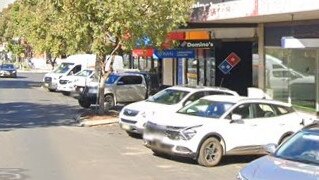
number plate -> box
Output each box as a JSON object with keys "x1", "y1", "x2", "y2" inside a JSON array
[{"x1": 121, "y1": 124, "x2": 131, "y2": 130}]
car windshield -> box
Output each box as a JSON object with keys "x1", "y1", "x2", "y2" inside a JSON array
[
  {"x1": 275, "y1": 131, "x2": 319, "y2": 166},
  {"x1": 178, "y1": 99, "x2": 234, "y2": 118},
  {"x1": 75, "y1": 70, "x2": 93, "y2": 77},
  {"x1": 147, "y1": 89, "x2": 189, "y2": 105},
  {"x1": 53, "y1": 63, "x2": 74, "y2": 73},
  {"x1": 105, "y1": 74, "x2": 119, "y2": 84},
  {"x1": 0, "y1": 64, "x2": 14, "y2": 69}
]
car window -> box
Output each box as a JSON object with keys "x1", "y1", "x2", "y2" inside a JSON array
[
  {"x1": 254, "y1": 103, "x2": 277, "y2": 118},
  {"x1": 178, "y1": 99, "x2": 234, "y2": 118},
  {"x1": 274, "y1": 105, "x2": 294, "y2": 115},
  {"x1": 184, "y1": 91, "x2": 206, "y2": 105},
  {"x1": 147, "y1": 89, "x2": 189, "y2": 105},
  {"x1": 231, "y1": 103, "x2": 254, "y2": 119},
  {"x1": 119, "y1": 75, "x2": 143, "y2": 85}
]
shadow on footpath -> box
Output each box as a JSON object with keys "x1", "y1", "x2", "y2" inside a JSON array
[
  {"x1": 0, "y1": 102, "x2": 83, "y2": 131},
  {"x1": 153, "y1": 153, "x2": 263, "y2": 167}
]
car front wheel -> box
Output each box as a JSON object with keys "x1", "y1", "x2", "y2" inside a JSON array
[{"x1": 197, "y1": 137, "x2": 223, "y2": 167}]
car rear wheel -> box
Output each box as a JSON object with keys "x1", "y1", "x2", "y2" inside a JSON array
[
  {"x1": 197, "y1": 137, "x2": 223, "y2": 167},
  {"x1": 104, "y1": 94, "x2": 115, "y2": 110},
  {"x1": 78, "y1": 99, "x2": 91, "y2": 108}
]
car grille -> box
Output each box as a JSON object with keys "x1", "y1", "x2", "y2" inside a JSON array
[
  {"x1": 121, "y1": 118, "x2": 137, "y2": 124},
  {"x1": 123, "y1": 109, "x2": 139, "y2": 116},
  {"x1": 145, "y1": 122, "x2": 184, "y2": 140},
  {"x1": 59, "y1": 80, "x2": 68, "y2": 84},
  {"x1": 44, "y1": 77, "x2": 52, "y2": 83}
]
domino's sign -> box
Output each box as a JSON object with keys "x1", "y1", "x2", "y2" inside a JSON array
[{"x1": 218, "y1": 52, "x2": 241, "y2": 74}]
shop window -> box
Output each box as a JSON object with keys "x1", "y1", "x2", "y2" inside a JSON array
[{"x1": 265, "y1": 48, "x2": 317, "y2": 110}]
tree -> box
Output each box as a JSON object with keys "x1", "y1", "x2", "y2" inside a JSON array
[
  {"x1": 1, "y1": 0, "x2": 194, "y2": 114},
  {"x1": 58, "y1": 0, "x2": 194, "y2": 114}
]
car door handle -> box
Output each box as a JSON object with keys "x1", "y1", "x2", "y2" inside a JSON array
[
  {"x1": 250, "y1": 124, "x2": 257, "y2": 127},
  {"x1": 280, "y1": 123, "x2": 285, "y2": 126}
]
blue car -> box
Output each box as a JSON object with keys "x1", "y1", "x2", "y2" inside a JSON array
[
  {"x1": 238, "y1": 123, "x2": 319, "y2": 180},
  {"x1": 0, "y1": 64, "x2": 17, "y2": 78}
]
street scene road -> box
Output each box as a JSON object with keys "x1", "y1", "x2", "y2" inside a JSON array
[{"x1": 0, "y1": 73, "x2": 260, "y2": 180}]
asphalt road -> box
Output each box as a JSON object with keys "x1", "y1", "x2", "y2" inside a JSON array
[{"x1": 0, "y1": 73, "x2": 260, "y2": 180}]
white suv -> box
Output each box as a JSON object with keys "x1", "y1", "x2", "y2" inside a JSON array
[
  {"x1": 119, "y1": 86, "x2": 239, "y2": 136},
  {"x1": 143, "y1": 95, "x2": 311, "y2": 167}
]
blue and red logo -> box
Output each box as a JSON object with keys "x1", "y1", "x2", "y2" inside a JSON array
[{"x1": 218, "y1": 52, "x2": 241, "y2": 74}]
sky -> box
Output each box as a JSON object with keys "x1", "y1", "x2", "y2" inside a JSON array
[{"x1": 0, "y1": 0, "x2": 15, "y2": 11}]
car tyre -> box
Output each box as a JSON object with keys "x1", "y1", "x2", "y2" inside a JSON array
[
  {"x1": 78, "y1": 99, "x2": 91, "y2": 108},
  {"x1": 152, "y1": 149, "x2": 166, "y2": 157},
  {"x1": 48, "y1": 88, "x2": 56, "y2": 92},
  {"x1": 126, "y1": 131, "x2": 141, "y2": 138},
  {"x1": 197, "y1": 137, "x2": 223, "y2": 167},
  {"x1": 104, "y1": 94, "x2": 115, "y2": 110}
]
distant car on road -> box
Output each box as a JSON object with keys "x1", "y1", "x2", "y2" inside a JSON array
[
  {"x1": 0, "y1": 64, "x2": 17, "y2": 78},
  {"x1": 238, "y1": 123, "x2": 319, "y2": 180},
  {"x1": 119, "y1": 86, "x2": 239, "y2": 136},
  {"x1": 144, "y1": 95, "x2": 311, "y2": 167}
]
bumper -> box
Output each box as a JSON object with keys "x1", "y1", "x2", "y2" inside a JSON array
[
  {"x1": 0, "y1": 71, "x2": 16, "y2": 77},
  {"x1": 143, "y1": 135, "x2": 197, "y2": 159},
  {"x1": 57, "y1": 84, "x2": 75, "y2": 92},
  {"x1": 119, "y1": 120, "x2": 144, "y2": 134},
  {"x1": 43, "y1": 82, "x2": 58, "y2": 90}
]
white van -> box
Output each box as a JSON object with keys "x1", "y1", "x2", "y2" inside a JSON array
[{"x1": 43, "y1": 54, "x2": 124, "y2": 91}]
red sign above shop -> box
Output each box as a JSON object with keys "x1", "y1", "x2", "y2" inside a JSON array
[
  {"x1": 167, "y1": 32, "x2": 185, "y2": 40},
  {"x1": 132, "y1": 48, "x2": 154, "y2": 57}
]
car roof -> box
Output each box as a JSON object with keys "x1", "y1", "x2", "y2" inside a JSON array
[
  {"x1": 166, "y1": 85, "x2": 238, "y2": 94},
  {"x1": 200, "y1": 95, "x2": 292, "y2": 107}
]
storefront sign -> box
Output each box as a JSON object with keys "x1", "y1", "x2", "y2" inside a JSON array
[
  {"x1": 154, "y1": 49, "x2": 195, "y2": 59},
  {"x1": 178, "y1": 40, "x2": 214, "y2": 48},
  {"x1": 218, "y1": 52, "x2": 241, "y2": 74},
  {"x1": 132, "y1": 48, "x2": 154, "y2": 57}
]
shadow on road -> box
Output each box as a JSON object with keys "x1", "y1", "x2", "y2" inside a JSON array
[
  {"x1": 0, "y1": 102, "x2": 82, "y2": 130},
  {"x1": 153, "y1": 153, "x2": 263, "y2": 167},
  {"x1": 0, "y1": 79, "x2": 41, "y2": 89}
]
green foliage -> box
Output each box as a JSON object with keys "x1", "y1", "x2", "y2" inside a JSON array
[{"x1": 1, "y1": 0, "x2": 194, "y2": 57}]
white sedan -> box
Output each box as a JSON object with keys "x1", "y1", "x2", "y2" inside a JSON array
[
  {"x1": 119, "y1": 86, "x2": 239, "y2": 136},
  {"x1": 143, "y1": 95, "x2": 312, "y2": 167}
]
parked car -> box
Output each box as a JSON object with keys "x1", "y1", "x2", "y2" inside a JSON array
[
  {"x1": 0, "y1": 63, "x2": 17, "y2": 78},
  {"x1": 57, "y1": 69, "x2": 96, "y2": 96},
  {"x1": 237, "y1": 123, "x2": 319, "y2": 180},
  {"x1": 43, "y1": 54, "x2": 124, "y2": 92},
  {"x1": 119, "y1": 86, "x2": 239, "y2": 136},
  {"x1": 143, "y1": 95, "x2": 311, "y2": 167},
  {"x1": 78, "y1": 71, "x2": 160, "y2": 109}
]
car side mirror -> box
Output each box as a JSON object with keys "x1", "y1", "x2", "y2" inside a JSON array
[
  {"x1": 117, "y1": 81, "x2": 124, "y2": 85},
  {"x1": 263, "y1": 143, "x2": 277, "y2": 154}
]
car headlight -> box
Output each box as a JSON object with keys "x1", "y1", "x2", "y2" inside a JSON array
[
  {"x1": 181, "y1": 125, "x2": 202, "y2": 140},
  {"x1": 236, "y1": 172, "x2": 248, "y2": 180},
  {"x1": 12, "y1": 71, "x2": 16, "y2": 73}
]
